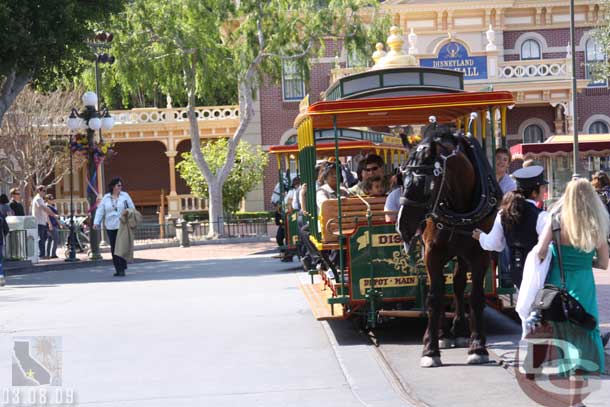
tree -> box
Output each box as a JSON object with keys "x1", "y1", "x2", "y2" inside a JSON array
[
  {"x1": 0, "y1": 87, "x2": 84, "y2": 196},
  {"x1": 592, "y1": 2, "x2": 610, "y2": 80},
  {"x1": 176, "y1": 139, "x2": 268, "y2": 215},
  {"x1": 101, "y1": 0, "x2": 389, "y2": 236},
  {"x1": 0, "y1": 0, "x2": 125, "y2": 128}
]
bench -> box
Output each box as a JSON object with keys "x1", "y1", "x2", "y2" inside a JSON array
[{"x1": 318, "y1": 196, "x2": 396, "y2": 243}]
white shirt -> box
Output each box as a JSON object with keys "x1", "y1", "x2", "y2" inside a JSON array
[
  {"x1": 316, "y1": 184, "x2": 349, "y2": 209},
  {"x1": 384, "y1": 188, "x2": 401, "y2": 212},
  {"x1": 478, "y1": 200, "x2": 548, "y2": 252},
  {"x1": 94, "y1": 191, "x2": 135, "y2": 230},
  {"x1": 31, "y1": 194, "x2": 48, "y2": 225},
  {"x1": 498, "y1": 174, "x2": 516, "y2": 195}
]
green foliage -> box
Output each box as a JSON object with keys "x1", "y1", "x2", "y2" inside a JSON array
[
  {"x1": 229, "y1": 0, "x2": 390, "y2": 86},
  {"x1": 82, "y1": 0, "x2": 237, "y2": 109},
  {"x1": 81, "y1": 0, "x2": 388, "y2": 109},
  {"x1": 0, "y1": 0, "x2": 125, "y2": 91},
  {"x1": 592, "y1": 2, "x2": 610, "y2": 81},
  {"x1": 177, "y1": 139, "x2": 268, "y2": 214}
]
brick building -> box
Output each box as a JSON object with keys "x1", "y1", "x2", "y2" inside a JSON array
[{"x1": 256, "y1": 0, "x2": 610, "y2": 210}]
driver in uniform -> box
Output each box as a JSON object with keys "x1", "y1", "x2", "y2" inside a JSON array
[{"x1": 472, "y1": 166, "x2": 549, "y2": 289}]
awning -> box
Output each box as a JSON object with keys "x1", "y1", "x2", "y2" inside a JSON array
[{"x1": 510, "y1": 134, "x2": 610, "y2": 159}]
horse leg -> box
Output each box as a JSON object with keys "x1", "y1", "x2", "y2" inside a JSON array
[
  {"x1": 421, "y1": 255, "x2": 447, "y2": 368},
  {"x1": 452, "y1": 257, "x2": 470, "y2": 348},
  {"x1": 438, "y1": 261, "x2": 456, "y2": 349},
  {"x1": 467, "y1": 257, "x2": 490, "y2": 365}
]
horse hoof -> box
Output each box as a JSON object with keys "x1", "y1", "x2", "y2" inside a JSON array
[
  {"x1": 467, "y1": 353, "x2": 490, "y2": 365},
  {"x1": 438, "y1": 338, "x2": 455, "y2": 349},
  {"x1": 455, "y1": 337, "x2": 470, "y2": 348},
  {"x1": 420, "y1": 356, "x2": 442, "y2": 368}
]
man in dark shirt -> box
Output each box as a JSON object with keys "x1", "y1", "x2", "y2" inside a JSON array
[{"x1": 8, "y1": 188, "x2": 25, "y2": 216}]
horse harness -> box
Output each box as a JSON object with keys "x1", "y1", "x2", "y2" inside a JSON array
[{"x1": 401, "y1": 135, "x2": 501, "y2": 240}]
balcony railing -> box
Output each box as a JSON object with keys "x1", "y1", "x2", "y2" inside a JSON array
[
  {"x1": 42, "y1": 105, "x2": 240, "y2": 131},
  {"x1": 177, "y1": 194, "x2": 208, "y2": 213},
  {"x1": 56, "y1": 198, "x2": 90, "y2": 217},
  {"x1": 110, "y1": 106, "x2": 239, "y2": 126},
  {"x1": 496, "y1": 58, "x2": 569, "y2": 81}
]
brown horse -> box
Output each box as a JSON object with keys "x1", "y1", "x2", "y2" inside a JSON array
[{"x1": 397, "y1": 122, "x2": 501, "y2": 367}]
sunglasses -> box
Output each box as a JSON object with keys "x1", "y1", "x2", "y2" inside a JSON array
[{"x1": 364, "y1": 166, "x2": 380, "y2": 172}]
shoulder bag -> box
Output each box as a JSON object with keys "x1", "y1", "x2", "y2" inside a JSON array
[{"x1": 532, "y1": 215, "x2": 597, "y2": 331}]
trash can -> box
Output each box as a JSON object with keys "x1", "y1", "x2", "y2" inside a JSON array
[
  {"x1": 5, "y1": 216, "x2": 39, "y2": 263},
  {"x1": 5, "y1": 230, "x2": 27, "y2": 260}
]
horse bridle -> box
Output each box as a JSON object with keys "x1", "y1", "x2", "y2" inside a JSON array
[{"x1": 400, "y1": 140, "x2": 461, "y2": 217}]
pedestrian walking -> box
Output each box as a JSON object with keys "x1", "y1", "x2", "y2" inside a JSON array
[
  {"x1": 0, "y1": 211, "x2": 9, "y2": 286},
  {"x1": 93, "y1": 177, "x2": 135, "y2": 277},
  {"x1": 8, "y1": 188, "x2": 25, "y2": 216},
  {"x1": 0, "y1": 194, "x2": 13, "y2": 217},
  {"x1": 31, "y1": 185, "x2": 55, "y2": 259},
  {"x1": 472, "y1": 166, "x2": 549, "y2": 289},
  {"x1": 536, "y1": 179, "x2": 608, "y2": 400},
  {"x1": 45, "y1": 195, "x2": 61, "y2": 259}
]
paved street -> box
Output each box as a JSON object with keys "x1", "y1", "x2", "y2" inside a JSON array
[
  {"x1": 1, "y1": 242, "x2": 609, "y2": 406},
  {"x1": 0, "y1": 243, "x2": 410, "y2": 407}
]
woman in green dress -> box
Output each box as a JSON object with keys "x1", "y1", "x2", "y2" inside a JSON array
[{"x1": 538, "y1": 179, "x2": 608, "y2": 405}]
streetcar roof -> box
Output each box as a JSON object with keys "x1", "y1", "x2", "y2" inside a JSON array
[
  {"x1": 294, "y1": 91, "x2": 515, "y2": 129},
  {"x1": 268, "y1": 140, "x2": 405, "y2": 156}
]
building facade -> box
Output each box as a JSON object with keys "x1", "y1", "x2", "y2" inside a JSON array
[{"x1": 258, "y1": 0, "x2": 610, "y2": 210}]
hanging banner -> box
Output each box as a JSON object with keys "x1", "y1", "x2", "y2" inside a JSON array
[{"x1": 420, "y1": 42, "x2": 488, "y2": 80}]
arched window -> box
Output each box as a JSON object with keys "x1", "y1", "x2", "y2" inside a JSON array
[
  {"x1": 521, "y1": 39, "x2": 541, "y2": 60},
  {"x1": 586, "y1": 38, "x2": 606, "y2": 85},
  {"x1": 285, "y1": 134, "x2": 297, "y2": 145},
  {"x1": 523, "y1": 124, "x2": 544, "y2": 143},
  {"x1": 589, "y1": 120, "x2": 609, "y2": 134}
]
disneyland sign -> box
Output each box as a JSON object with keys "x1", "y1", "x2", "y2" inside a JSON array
[{"x1": 420, "y1": 42, "x2": 487, "y2": 80}]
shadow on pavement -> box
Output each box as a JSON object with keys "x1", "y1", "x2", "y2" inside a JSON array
[
  {"x1": 325, "y1": 307, "x2": 522, "y2": 348},
  {"x1": 5, "y1": 257, "x2": 298, "y2": 287}
]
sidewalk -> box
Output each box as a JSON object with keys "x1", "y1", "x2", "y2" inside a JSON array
[{"x1": 4, "y1": 237, "x2": 277, "y2": 275}]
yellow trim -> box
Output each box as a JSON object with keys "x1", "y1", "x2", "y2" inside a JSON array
[
  {"x1": 472, "y1": 115, "x2": 477, "y2": 138},
  {"x1": 481, "y1": 110, "x2": 486, "y2": 140},
  {"x1": 501, "y1": 106, "x2": 507, "y2": 139},
  {"x1": 276, "y1": 154, "x2": 282, "y2": 169}
]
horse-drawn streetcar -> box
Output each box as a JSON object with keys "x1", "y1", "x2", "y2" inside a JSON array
[{"x1": 276, "y1": 29, "x2": 519, "y2": 366}]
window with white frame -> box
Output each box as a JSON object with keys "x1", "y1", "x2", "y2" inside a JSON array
[
  {"x1": 282, "y1": 60, "x2": 305, "y2": 101},
  {"x1": 523, "y1": 124, "x2": 544, "y2": 143},
  {"x1": 586, "y1": 38, "x2": 606, "y2": 85},
  {"x1": 589, "y1": 120, "x2": 609, "y2": 134},
  {"x1": 521, "y1": 39, "x2": 541, "y2": 60}
]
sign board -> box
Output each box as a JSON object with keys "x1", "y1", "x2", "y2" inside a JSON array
[
  {"x1": 347, "y1": 224, "x2": 494, "y2": 303},
  {"x1": 420, "y1": 42, "x2": 488, "y2": 80}
]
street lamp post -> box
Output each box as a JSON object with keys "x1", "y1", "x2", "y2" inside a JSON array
[
  {"x1": 89, "y1": 31, "x2": 115, "y2": 198},
  {"x1": 67, "y1": 91, "x2": 114, "y2": 260},
  {"x1": 569, "y1": 0, "x2": 581, "y2": 178}
]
